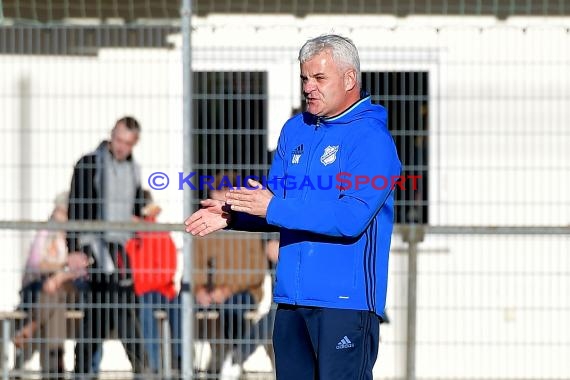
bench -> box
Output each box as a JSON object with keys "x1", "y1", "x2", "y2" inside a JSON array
[
  {"x1": 0, "y1": 310, "x2": 84, "y2": 380},
  {"x1": 0, "y1": 311, "x2": 27, "y2": 380}
]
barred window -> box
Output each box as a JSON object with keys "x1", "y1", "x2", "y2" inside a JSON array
[
  {"x1": 192, "y1": 71, "x2": 269, "y2": 198},
  {"x1": 363, "y1": 71, "x2": 429, "y2": 224}
]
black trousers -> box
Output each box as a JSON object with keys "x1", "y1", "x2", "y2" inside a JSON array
[
  {"x1": 273, "y1": 304, "x2": 380, "y2": 380},
  {"x1": 73, "y1": 242, "x2": 146, "y2": 379}
]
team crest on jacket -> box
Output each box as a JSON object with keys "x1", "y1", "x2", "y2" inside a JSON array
[{"x1": 320, "y1": 145, "x2": 339, "y2": 166}]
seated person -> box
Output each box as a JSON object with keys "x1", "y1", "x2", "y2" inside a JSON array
[
  {"x1": 192, "y1": 172, "x2": 268, "y2": 375},
  {"x1": 239, "y1": 236, "x2": 279, "y2": 373},
  {"x1": 13, "y1": 192, "x2": 88, "y2": 378},
  {"x1": 125, "y1": 190, "x2": 180, "y2": 374}
]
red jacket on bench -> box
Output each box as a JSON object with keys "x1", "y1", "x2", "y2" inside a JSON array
[{"x1": 125, "y1": 216, "x2": 178, "y2": 300}]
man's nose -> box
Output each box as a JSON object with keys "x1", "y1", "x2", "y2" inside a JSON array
[{"x1": 303, "y1": 81, "x2": 316, "y2": 95}]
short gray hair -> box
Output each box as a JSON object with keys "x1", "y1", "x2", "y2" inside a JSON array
[{"x1": 298, "y1": 34, "x2": 361, "y2": 87}]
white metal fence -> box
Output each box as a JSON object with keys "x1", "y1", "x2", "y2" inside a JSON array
[{"x1": 1, "y1": 2, "x2": 569, "y2": 379}]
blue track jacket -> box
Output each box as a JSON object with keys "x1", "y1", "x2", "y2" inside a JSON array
[{"x1": 232, "y1": 96, "x2": 401, "y2": 317}]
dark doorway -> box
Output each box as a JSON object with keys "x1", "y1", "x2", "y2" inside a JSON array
[
  {"x1": 192, "y1": 71, "x2": 269, "y2": 201},
  {"x1": 363, "y1": 71, "x2": 429, "y2": 224}
]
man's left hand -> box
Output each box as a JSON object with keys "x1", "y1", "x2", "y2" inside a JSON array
[
  {"x1": 225, "y1": 178, "x2": 273, "y2": 217},
  {"x1": 210, "y1": 286, "x2": 232, "y2": 304}
]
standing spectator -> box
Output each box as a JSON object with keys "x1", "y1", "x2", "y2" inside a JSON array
[{"x1": 67, "y1": 116, "x2": 147, "y2": 379}]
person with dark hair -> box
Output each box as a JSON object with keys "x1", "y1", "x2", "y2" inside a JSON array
[
  {"x1": 67, "y1": 116, "x2": 147, "y2": 379},
  {"x1": 185, "y1": 35, "x2": 401, "y2": 379}
]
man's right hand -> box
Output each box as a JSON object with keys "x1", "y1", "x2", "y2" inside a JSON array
[
  {"x1": 184, "y1": 199, "x2": 231, "y2": 236},
  {"x1": 43, "y1": 252, "x2": 90, "y2": 294}
]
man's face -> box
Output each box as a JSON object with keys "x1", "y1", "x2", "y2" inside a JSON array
[
  {"x1": 109, "y1": 122, "x2": 139, "y2": 161},
  {"x1": 300, "y1": 50, "x2": 355, "y2": 117}
]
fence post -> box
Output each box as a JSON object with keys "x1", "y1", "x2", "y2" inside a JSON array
[
  {"x1": 181, "y1": 0, "x2": 194, "y2": 379},
  {"x1": 401, "y1": 225, "x2": 425, "y2": 380},
  {"x1": 2, "y1": 318, "x2": 8, "y2": 380}
]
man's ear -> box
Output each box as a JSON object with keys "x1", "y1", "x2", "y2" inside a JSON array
[{"x1": 344, "y1": 69, "x2": 357, "y2": 91}]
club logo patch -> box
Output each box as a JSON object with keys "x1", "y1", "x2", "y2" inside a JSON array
[{"x1": 320, "y1": 145, "x2": 339, "y2": 166}]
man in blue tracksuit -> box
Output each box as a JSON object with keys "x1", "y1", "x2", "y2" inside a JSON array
[{"x1": 185, "y1": 34, "x2": 401, "y2": 379}]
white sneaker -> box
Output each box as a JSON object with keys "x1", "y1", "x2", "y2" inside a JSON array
[{"x1": 220, "y1": 362, "x2": 243, "y2": 380}]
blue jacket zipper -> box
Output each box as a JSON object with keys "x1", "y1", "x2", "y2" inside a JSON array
[{"x1": 294, "y1": 117, "x2": 325, "y2": 303}]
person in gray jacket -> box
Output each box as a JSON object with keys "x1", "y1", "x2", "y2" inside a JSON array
[{"x1": 67, "y1": 116, "x2": 147, "y2": 379}]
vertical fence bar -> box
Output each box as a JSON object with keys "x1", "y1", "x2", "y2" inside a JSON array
[
  {"x1": 2, "y1": 318, "x2": 8, "y2": 380},
  {"x1": 161, "y1": 313, "x2": 173, "y2": 380},
  {"x1": 181, "y1": 0, "x2": 194, "y2": 379},
  {"x1": 402, "y1": 225, "x2": 425, "y2": 380}
]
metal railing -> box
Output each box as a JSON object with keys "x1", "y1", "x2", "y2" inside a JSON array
[{"x1": 1, "y1": 220, "x2": 568, "y2": 379}]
